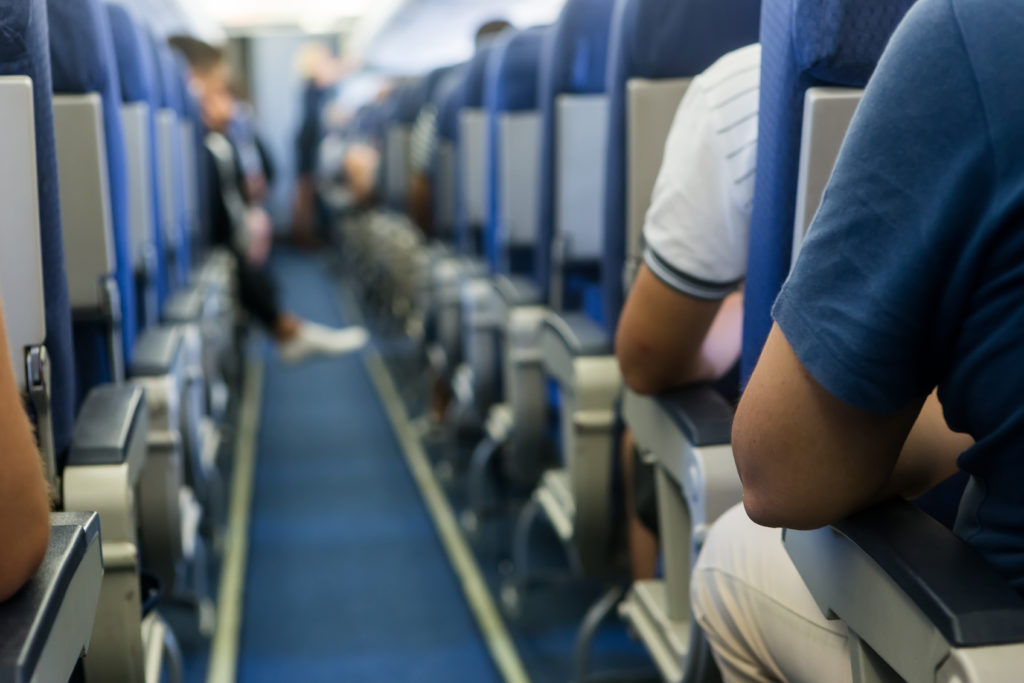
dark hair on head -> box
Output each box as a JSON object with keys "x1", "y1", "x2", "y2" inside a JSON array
[
  {"x1": 475, "y1": 19, "x2": 512, "y2": 46},
  {"x1": 168, "y1": 35, "x2": 224, "y2": 74}
]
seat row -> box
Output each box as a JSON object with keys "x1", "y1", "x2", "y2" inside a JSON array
[
  {"x1": 0, "y1": 1, "x2": 245, "y2": 681},
  {"x1": 326, "y1": 0, "x2": 1024, "y2": 680}
]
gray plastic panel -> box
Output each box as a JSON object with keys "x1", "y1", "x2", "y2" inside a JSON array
[
  {"x1": 180, "y1": 120, "x2": 199, "y2": 234},
  {"x1": 67, "y1": 384, "x2": 146, "y2": 466},
  {"x1": 459, "y1": 108, "x2": 489, "y2": 229},
  {"x1": 556, "y1": 94, "x2": 609, "y2": 262},
  {"x1": 0, "y1": 77, "x2": 46, "y2": 391},
  {"x1": 52, "y1": 94, "x2": 117, "y2": 311},
  {"x1": 791, "y1": 88, "x2": 863, "y2": 264},
  {"x1": 436, "y1": 142, "x2": 457, "y2": 236},
  {"x1": 130, "y1": 326, "x2": 183, "y2": 376},
  {"x1": 122, "y1": 102, "x2": 155, "y2": 270},
  {"x1": 498, "y1": 112, "x2": 541, "y2": 247},
  {"x1": 157, "y1": 109, "x2": 181, "y2": 250},
  {"x1": 0, "y1": 512, "x2": 102, "y2": 683},
  {"x1": 625, "y1": 78, "x2": 691, "y2": 289},
  {"x1": 385, "y1": 124, "x2": 411, "y2": 207}
]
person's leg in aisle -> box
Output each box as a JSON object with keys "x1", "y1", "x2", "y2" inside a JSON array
[
  {"x1": 691, "y1": 503, "x2": 852, "y2": 683},
  {"x1": 234, "y1": 253, "x2": 368, "y2": 363}
]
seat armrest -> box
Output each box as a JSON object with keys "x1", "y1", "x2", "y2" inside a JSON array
[
  {"x1": 655, "y1": 385, "x2": 734, "y2": 448},
  {"x1": 130, "y1": 326, "x2": 183, "y2": 377},
  {"x1": 784, "y1": 499, "x2": 1024, "y2": 650},
  {"x1": 495, "y1": 275, "x2": 541, "y2": 308},
  {"x1": 162, "y1": 285, "x2": 204, "y2": 323},
  {"x1": 67, "y1": 384, "x2": 147, "y2": 469},
  {"x1": 543, "y1": 311, "x2": 612, "y2": 357},
  {"x1": 0, "y1": 512, "x2": 104, "y2": 683}
]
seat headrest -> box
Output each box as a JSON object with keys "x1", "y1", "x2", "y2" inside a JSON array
[
  {"x1": 388, "y1": 82, "x2": 423, "y2": 126},
  {"x1": 460, "y1": 43, "x2": 499, "y2": 109},
  {"x1": 150, "y1": 35, "x2": 183, "y2": 113},
  {"x1": 741, "y1": 0, "x2": 917, "y2": 384},
  {"x1": 487, "y1": 27, "x2": 546, "y2": 114},
  {"x1": 601, "y1": 0, "x2": 761, "y2": 330},
  {"x1": 47, "y1": 0, "x2": 121, "y2": 97},
  {"x1": 545, "y1": 0, "x2": 617, "y2": 96},
  {"x1": 106, "y1": 3, "x2": 156, "y2": 105},
  {"x1": 436, "y1": 66, "x2": 465, "y2": 142},
  {"x1": 793, "y1": 0, "x2": 914, "y2": 85}
]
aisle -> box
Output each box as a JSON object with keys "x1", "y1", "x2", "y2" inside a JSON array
[{"x1": 236, "y1": 250, "x2": 499, "y2": 682}]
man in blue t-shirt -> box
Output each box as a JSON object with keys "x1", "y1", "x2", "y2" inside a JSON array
[{"x1": 692, "y1": 0, "x2": 1024, "y2": 678}]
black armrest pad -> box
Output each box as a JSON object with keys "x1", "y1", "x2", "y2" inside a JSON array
[
  {"x1": 655, "y1": 385, "x2": 734, "y2": 447},
  {"x1": 162, "y1": 286, "x2": 204, "y2": 323},
  {"x1": 67, "y1": 385, "x2": 146, "y2": 466},
  {"x1": 495, "y1": 275, "x2": 541, "y2": 307},
  {"x1": 544, "y1": 312, "x2": 612, "y2": 356},
  {"x1": 832, "y1": 500, "x2": 1024, "y2": 647},
  {"x1": 0, "y1": 512, "x2": 101, "y2": 680},
  {"x1": 130, "y1": 326, "x2": 183, "y2": 376}
]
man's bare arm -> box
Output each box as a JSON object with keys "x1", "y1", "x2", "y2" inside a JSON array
[
  {"x1": 0, "y1": 298, "x2": 50, "y2": 601},
  {"x1": 733, "y1": 324, "x2": 970, "y2": 530},
  {"x1": 616, "y1": 264, "x2": 743, "y2": 395}
]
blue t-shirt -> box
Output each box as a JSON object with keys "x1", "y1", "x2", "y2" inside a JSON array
[{"x1": 773, "y1": 0, "x2": 1024, "y2": 590}]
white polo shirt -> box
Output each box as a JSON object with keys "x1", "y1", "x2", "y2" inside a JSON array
[{"x1": 642, "y1": 43, "x2": 761, "y2": 300}]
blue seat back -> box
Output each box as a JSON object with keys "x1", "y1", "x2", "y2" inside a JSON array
[
  {"x1": 148, "y1": 33, "x2": 191, "y2": 282},
  {"x1": 484, "y1": 28, "x2": 545, "y2": 275},
  {"x1": 432, "y1": 66, "x2": 465, "y2": 239},
  {"x1": 48, "y1": 0, "x2": 139, "y2": 393},
  {"x1": 0, "y1": 0, "x2": 77, "y2": 460},
  {"x1": 601, "y1": 0, "x2": 761, "y2": 330},
  {"x1": 106, "y1": 2, "x2": 169, "y2": 309},
  {"x1": 454, "y1": 44, "x2": 500, "y2": 254},
  {"x1": 534, "y1": 0, "x2": 617, "y2": 315},
  {"x1": 742, "y1": 0, "x2": 917, "y2": 384}
]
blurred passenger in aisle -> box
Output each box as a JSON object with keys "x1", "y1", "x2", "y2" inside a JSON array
[{"x1": 173, "y1": 36, "x2": 369, "y2": 363}]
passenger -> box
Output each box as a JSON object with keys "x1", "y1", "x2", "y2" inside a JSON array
[
  {"x1": 407, "y1": 18, "x2": 511, "y2": 237},
  {"x1": 173, "y1": 37, "x2": 369, "y2": 363},
  {"x1": 292, "y1": 41, "x2": 340, "y2": 248},
  {"x1": 694, "y1": 0, "x2": 1016, "y2": 679},
  {"x1": 0, "y1": 296, "x2": 50, "y2": 602},
  {"x1": 614, "y1": 45, "x2": 758, "y2": 579}
]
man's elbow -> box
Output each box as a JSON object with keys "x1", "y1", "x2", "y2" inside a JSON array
[
  {"x1": 616, "y1": 341, "x2": 672, "y2": 396},
  {"x1": 733, "y1": 419, "x2": 836, "y2": 530},
  {"x1": 0, "y1": 506, "x2": 50, "y2": 602}
]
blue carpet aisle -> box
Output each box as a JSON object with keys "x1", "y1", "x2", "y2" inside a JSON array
[{"x1": 237, "y1": 250, "x2": 499, "y2": 682}]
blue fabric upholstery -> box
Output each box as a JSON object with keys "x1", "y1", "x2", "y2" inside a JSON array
[
  {"x1": 435, "y1": 67, "x2": 465, "y2": 144},
  {"x1": 430, "y1": 66, "x2": 464, "y2": 237},
  {"x1": 600, "y1": 0, "x2": 761, "y2": 330},
  {"x1": 454, "y1": 45, "x2": 499, "y2": 253},
  {"x1": 390, "y1": 81, "x2": 424, "y2": 126},
  {"x1": 534, "y1": 0, "x2": 617, "y2": 303},
  {"x1": 48, "y1": 0, "x2": 138, "y2": 377},
  {"x1": 484, "y1": 27, "x2": 545, "y2": 274},
  {"x1": 147, "y1": 34, "x2": 191, "y2": 283},
  {"x1": 741, "y1": 0, "x2": 916, "y2": 384},
  {"x1": 0, "y1": 0, "x2": 77, "y2": 460},
  {"x1": 106, "y1": 2, "x2": 169, "y2": 308}
]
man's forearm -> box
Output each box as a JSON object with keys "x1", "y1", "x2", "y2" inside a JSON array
[{"x1": 874, "y1": 389, "x2": 970, "y2": 503}]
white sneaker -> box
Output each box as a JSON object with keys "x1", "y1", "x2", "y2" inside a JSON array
[{"x1": 278, "y1": 322, "x2": 370, "y2": 364}]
